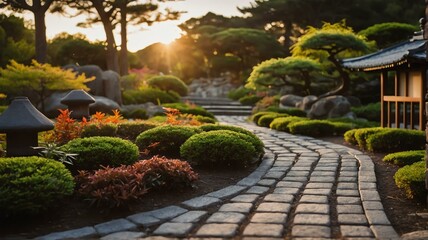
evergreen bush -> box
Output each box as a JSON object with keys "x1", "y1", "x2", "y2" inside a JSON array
[
  {"x1": 116, "y1": 121, "x2": 159, "y2": 141},
  {"x1": 269, "y1": 116, "x2": 308, "y2": 132},
  {"x1": 181, "y1": 130, "x2": 257, "y2": 169},
  {"x1": 61, "y1": 136, "x2": 139, "y2": 171},
  {"x1": 351, "y1": 102, "x2": 381, "y2": 122},
  {"x1": 239, "y1": 95, "x2": 262, "y2": 106},
  {"x1": 147, "y1": 75, "x2": 189, "y2": 96},
  {"x1": 81, "y1": 123, "x2": 117, "y2": 138},
  {"x1": 366, "y1": 129, "x2": 425, "y2": 152},
  {"x1": 135, "y1": 125, "x2": 200, "y2": 158},
  {"x1": 0, "y1": 157, "x2": 74, "y2": 216},
  {"x1": 344, "y1": 129, "x2": 358, "y2": 145},
  {"x1": 383, "y1": 150, "x2": 425, "y2": 167},
  {"x1": 394, "y1": 161, "x2": 425, "y2": 200},
  {"x1": 353, "y1": 127, "x2": 384, "y2": 149},
  {"x1": 258, "y1": 113, "x2": 288, "y2": 127},
  {"x1": 288, "y1": 120, "x2": 335, "y2": 137},
  {"x1": 123, "y1": 88, "x2": 179, "y2": 105}
]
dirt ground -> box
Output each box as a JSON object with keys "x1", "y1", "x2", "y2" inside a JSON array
[{"x1": 1, "y1": 137, "x2": 428, "y2": 239}]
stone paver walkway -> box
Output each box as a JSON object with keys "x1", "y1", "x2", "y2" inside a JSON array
[{"x1": 36, "y1": 116, "x2": 400, "y2": 240}]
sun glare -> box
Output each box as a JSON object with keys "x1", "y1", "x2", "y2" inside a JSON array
[{"x1": 153, "y1": 21, "x2": 182, "y2": 45}]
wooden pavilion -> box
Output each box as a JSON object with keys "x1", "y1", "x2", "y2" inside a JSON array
[{"x1": 342, "y1": 36, "x2": 428, "y2": 130}]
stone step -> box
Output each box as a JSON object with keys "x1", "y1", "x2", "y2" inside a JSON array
[{"x1": 181, "y1": 96, "x2": 252, "y2": 116}]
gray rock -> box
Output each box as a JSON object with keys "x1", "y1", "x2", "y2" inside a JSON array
[
  {"x1": 308, "y1": 95, "x2": 352, "y2": 119},
  {"x1": 297, "y1": 95, "x2": 318, "y2": 110},
  {"x1": 90, "y1": 96, "x2": 121, "y2": 114},
  {"x1": 280, "y1": 94, "x2": 303, "y2": 107},
  {"x1": 102, "y1": 70, "x2": 122, "y2": 105},
  {"x1": 35, "y1": 226, "x2": 97, "y2": 240}
]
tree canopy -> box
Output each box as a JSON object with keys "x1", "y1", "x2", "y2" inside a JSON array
[
  {"x1": 358, "y1": 22, "x2": 419, "y2": 49},
  {"x1": 291, "y1": 21, "x2": 371, "y2": 97},
  {"x1": 0, "y1": 60, "x2": 93, "y2": 112},
  {"x1": 246, "y1": 56, "x2": 322, "y2": 95}
]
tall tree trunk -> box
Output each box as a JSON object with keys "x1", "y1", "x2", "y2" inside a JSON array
[
  {"x1": 318, "y1": 55, "x2": 350, "y2": 98},
  {"x1": 119, "y1": 4, "x2": 129, "y2": 76},
  {"x1": 33, "y1": 10, "x2": 47, "y2": 63},
  {"x1": 93, "y1": 1, "x2": 119, "y2": 73}
]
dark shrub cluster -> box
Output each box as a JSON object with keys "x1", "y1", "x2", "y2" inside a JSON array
[
  {"x1": 239, "y1": 95, "x2": 262, "y2": 106},
  {"x1": 0, "y1": 157, "x2": 74, "y2": 216},
  {"x1": 116, "y1": 121, "x2": 159, "y2": 141},
  {"x1": 81, "y1": 123, "x2": 118, "y2": 138}
]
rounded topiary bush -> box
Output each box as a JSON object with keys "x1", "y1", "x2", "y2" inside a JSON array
[
  {"x1": 288, "y1": 120, "x2": 335, "y2": 137},
  {"x1": 135, "y1": 125, "x2": 200, "y2": 158},
  {"x1": 269, "y1": 116, "x2": 308, "y2": 132},
  {"x1": 81, "y1": 123, "x2": 118, "y2": 138},
  {"x1": 266, "y1": 107, "x2": 307, "y2": 117},
  {"x1": 258, "y1": 113, "x2": 288, "y2": 127},
  {"x1": 344, "y1": 129, "x2": 358, "y2": 145},
  {"x1": 117, "y1": 121, "x2": 159, "y2": 141},
  {"x1": 354, "y1": 127, "x2": 384, "y2": 149},
  {"x1": 250, "y1": 111, "x2": 272, "y2": 124},
  {"x1": 366, "y1": 129, "x2": 425, "y2": 153},
  {"x1": 199, "y1": 124, "x2": 264, "y2": 158},
  {"x1": 61, "y1": 136, "x2": 139, "y2": 171},
  {"x1": 383, "y1": 150, "x2": 425, "y2": 167},
  {"x1": 123, "y1": 88, "x2": 179, "y2": 105},
  {"x1": 181, "y1": 130, "x2": 257, "y2": 169},
  {"x1": 147, "y1": 75, "x2": 189, "y2": 96},
  {"x1": 394, "y1": 161, "x2": 426, "y2": 200},
  {"x1": 0, "y1": 157, "x2": 74, "y2": 216},
  {"x1": 239, "y1": 95, "x2": 262, "y2": 106}
]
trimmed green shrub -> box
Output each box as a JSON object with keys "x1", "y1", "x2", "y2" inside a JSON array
[
  {"x1": 135, "y1": 125, "x2": 200, "y2": 158},
  {"x1": 344, "y1": 129, "x2": 358, "y2": 145},
  {"x1": 162, "y1": 103, "x2": 215, "y2": 118},
  {"x1": 330, "y1": 122, "x2": 354, "y2": 135},
  {"x1": 61, "y1": 136, "x2": 139, "y2": 171},
  {"x1": 122, "y1": 108, "x2": 148, "y2": 120},
  {"x1": 239, "y1": 95, "x2": 262, "y2": 106},
  {"x1": 81, "y1": 123, "x2": 118, "y2": 138},
  {"x1": 366, "y1": 129, "x2": 425, "y2": 152},
  {"x1": 0, "y1": 157, "x2": 74, "y2": 216},
  {"x1": 288, "y1": 120, "x2": 336, "y2": 137},
  {"x1": 117, "y1": 121, "x2": 159, "y2": 141},
  {"x1": 328, "y1": 117, "x2": 380, "y2": 128},
  {"x1": 199, "y1": 124, "x2": 264, "y2": 158},
  {"x1": 352, "y1": 102, "x2": 381, "y2": 122},
  {"x1": 383, "y1": 150, "x2": 425, "y2": 167},
  {"x1": 147, "y1": 115, "x2": 167, "y2": 123},
  {"x1": 147, "y1": 75, "x2": 188, "y2": 96},
  {"x1": 250, "y1": 111, "x2": 273, "y2": 124},
  {"x1": 269, "y1": 116, "x2": 308, "y2": 132},
  {"x1": 227, "y1": 87, "x2": 252, "y2": 100},
  {"x1": 181, "y1": 130, "x2": 257, "y2": 169},
  {"x1": 76, "y1": 156, "x2": 198, "y2": 207},
  {"x1": 354, "y1": 127, "x2": 384, "y2": 149},
  {"x1": 194, "y1": 115, "x2": 217, "y2": 124},
  {"x1": 394, "y1": 161, "x2": 426, "y2": 199},
  {"x1": 123, "y1": 87, "x2": 179, "y2": 105},
  {"x1": 265, "y1": 106, "x2": 307, "y2": 117},
  {"x1": 258, "y1": 113, "x2": 288, "y2": 127}
]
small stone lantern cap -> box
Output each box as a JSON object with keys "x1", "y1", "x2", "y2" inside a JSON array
[
  {"x1": 0, "y1": 97, "x2": 54, "y2": 133},
  {"x1": 61, "y1": 89, "x2": 95, "y2": 105}
]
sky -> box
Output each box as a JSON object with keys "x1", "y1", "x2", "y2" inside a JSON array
[{"x1": 37, "y1": 0, "x2": 254, "y2": 52}]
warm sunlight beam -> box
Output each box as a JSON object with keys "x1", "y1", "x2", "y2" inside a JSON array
[{"x1": 149, "y1": 21, "x2": 182, "y2": 45}]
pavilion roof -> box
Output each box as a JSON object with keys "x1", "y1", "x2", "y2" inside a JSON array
[{"x1": 341, "y1": 38, "x2": 427, "y2": 71}]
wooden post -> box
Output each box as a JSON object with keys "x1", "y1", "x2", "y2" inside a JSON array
[{"x1": 424, "y1": 0, "x2": 428, "y2": 207}]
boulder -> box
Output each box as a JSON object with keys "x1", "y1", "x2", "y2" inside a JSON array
[
  {"x1": 280, "y1": 94, "x2": 303, "y2": 108},
  {"x1": 297, "y1": 95, "x2": 318, "y2": 111},
  {"x1": 102, "y1": 70, "x2": 122, "y2": 105},
  {"x1": 73, "y1": 65, "x2": 104, "y2": 96},
  {"x1": 308, "y1": 95, "x2": 352, "y2": 119},
  {"x1": 89, "y1": 96, "x2": 121, "y2": 115}
]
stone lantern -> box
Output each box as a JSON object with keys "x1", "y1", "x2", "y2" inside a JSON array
[
  {"x1": 0, "y1": 97, "x2": 54, "y2": 157},
  {"x1": 60, "y1": 89, "x2": 95, "y2": 120}
]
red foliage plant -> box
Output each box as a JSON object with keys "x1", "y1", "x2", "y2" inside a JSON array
[
  {"x1": 75, "y1": 156, "x2": 198, "y2": 207},
  {"x1": 46, "y1": 109, "x2": 123, "y2": 145},
  {"x1": 163, "y1": 107, "x2": 201, "y2": 126}
]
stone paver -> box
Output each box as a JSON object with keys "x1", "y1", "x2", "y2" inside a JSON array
[{"x1": 35, "y1": 115, "x2": 397, "y2": 240}]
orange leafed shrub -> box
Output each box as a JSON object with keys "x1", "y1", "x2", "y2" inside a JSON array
[{"x1": 163, "y1": 107, "x2": 201, "y2": 126}]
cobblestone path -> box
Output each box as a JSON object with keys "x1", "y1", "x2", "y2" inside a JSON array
[{"x1": 37, "y1": 116, "x2": 399, "y2": 240}]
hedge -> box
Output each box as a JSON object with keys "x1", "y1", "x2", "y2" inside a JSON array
[
  {"x1": 394, "y1": 161, "x2": 426, "y2": 200},
  {"x1": 383, "y1": 150, "x2": 425, "y2": 167}
]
